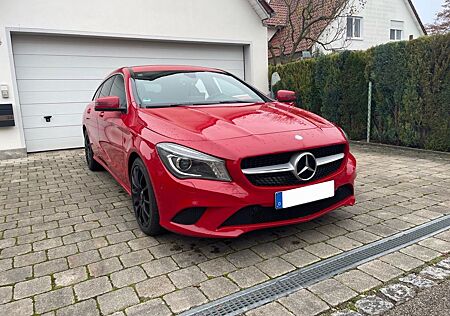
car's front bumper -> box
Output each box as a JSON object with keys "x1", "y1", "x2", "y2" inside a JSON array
[{"x1": 150, "y1": 152, "x2": 356, "y2": 238}]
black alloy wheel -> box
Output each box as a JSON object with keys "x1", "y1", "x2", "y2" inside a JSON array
[
  {"x1": 130, "y1": 158, "x2": 163, "y2": 236},
  {"x1": 84, "y1": 132, "x2": 102, "y2": 171}
]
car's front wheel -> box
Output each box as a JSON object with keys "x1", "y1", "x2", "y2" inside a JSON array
[
  {"x1": 84, "y1": 132, "x2": 103, "y2": 171},
  {"x1": 130, "y1": 158, "x2": 164, "y2": 236}
]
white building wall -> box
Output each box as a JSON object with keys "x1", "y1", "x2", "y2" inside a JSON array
[
  {"x1": 0, "y1": 0, "x2": 269, "y2": 154},
  {"x1": 316, "y1": 0, "x2": 425, "y2": 52}
]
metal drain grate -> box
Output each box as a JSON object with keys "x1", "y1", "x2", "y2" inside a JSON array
[{"x1": 182, "y1": 215, "x2": 450, "y2": 316}]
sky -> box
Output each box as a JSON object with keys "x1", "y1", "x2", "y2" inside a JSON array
[{"x1": 411, "y1": 0, "x2": 445, "y2": 25}]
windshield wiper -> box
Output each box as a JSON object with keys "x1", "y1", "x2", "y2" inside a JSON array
[{"x1": 144, "y1": 100, "x2": 261, "y2": 108}]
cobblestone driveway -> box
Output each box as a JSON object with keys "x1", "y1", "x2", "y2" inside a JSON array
[{"x1": 0, "y1": 144, "x2": 449, "y2": 315}]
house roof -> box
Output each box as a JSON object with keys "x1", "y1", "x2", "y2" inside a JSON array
[
  {"x1": 406, "y1": 0, "x2": 427, "y2": 35},
  {"x1": 247, "y1": 0, "x2": 275, "y2": 20}
]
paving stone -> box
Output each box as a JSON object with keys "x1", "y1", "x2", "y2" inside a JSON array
[
  {"x1": 14, "y1": 275, "x2": 52, "y2": 299},
  {"x1": 379, "y1": 252, "x2": 423, "y2": 271},
  {"x1": 0, "y1": 244, "x2": 32, "y2": 258},
  {"x1": 136, "y1": 275, "x2": 175, "y2": 299},
  {"x1": 172, "y1": 250, "x2": 208, "y2": 268},
  {"x1": 62, "y1": 231, "x2": 91, "y2": 244},
  {"x1": 106, "y1": 231, "x2": 136, "y2": 244},
  {"x1": 97, "y1": 287, "x2": 140, "y2": 315},
  {"x1": 379, "y1": 283, "x2": 415, "y2": 303},
  {"x1": 435, "y1": 230, "x2": 450, "y2": 242},
  {"x1": 0, "y1": 266, "x2": 32, "y2": 286},
  {"x1": 358, "y1": 260, "x2": 403, "y2": 282},
  {"x1": 400, "y1": 244, "x2": 441, "y2": 261},
  {"x1": 326, "y1": 236, "x2": 363, "y2": 251},
  {"x1": 436, "y1": 257, "x2": 450, "y2": 270},
  {"x1": 199, "y1": 277, "x2": 239, "y2": 300},
  {"x1": 14, "y1": 250, "x2": 47, "y2": 267},
  {"x1": 0, "y1": 258, "x2": 12, "y2": 272},
  {"x1": 88, "y1": 257, "x2": 122, "y2": 277},
  {"x1": 256, "y1": 257, "x2": 295, "y2": 278},
  {"x1": 281, "y1": 249, "x2": 320, "y2": 268},
  {"x1": 355, "y1": 295, "x2": 394, "y2": 315},
  {"x1": 47, "y1": 244, "x2": 78, "y2": 260},
  {"x1": 125, "y1": 298, "x2": 172, "y2": 316},
  {"x1": 251, "y1": 242, "x2": 286, "y2": 259},
  {"x1": 419, "y1": 266, "x2": 450, "y2": 280},
  {"x1": 399, "y1": 273, "x2": 437, "y2": 289},
  {"x1": 53, "y1": 267, "x2": 86, "y2": 287},
  {"x1": 142, "y1": 257, "x2": 179, "y2": 277},
  {"x1": 0, "y1": 285, "x2": 12, "y2": 304},
  {"x1": 330, "y1": 309, "x2": 362, "y2": 316},
  {"x1": 246, "y1": 302, "x2": 294, "y2": 316},
  {"x1": 226, "y1": 249, "x2": 263, "y2": 268},
  {"x1": 35, "y1": 287, "x2": 75, "y2": 314},
  {"x1": 0, "y1": 298, "x2": 34, "y2": 316},
  {"x1": 99, "y1": 242, "x2": 131, "y2": 259},
  {"x1": 196, "y1": 254, "x2": 237, "y2": 277},
  {"x1": 127, "y1": 236, "x2": 159, "y2": 251},
  {"x1": 298, "y1": 229, "x2": 329, "y2": 243},
  {"x1": 419, "y1": 237, "x2": 450, "y2": 253},
  {"x1": 346, "y1": 230, "x2": 381, "y2": 244},
  {"x1": 316, "y1": 223, "x2": 348, "y2": 238},
  {"x1": 168, "y1": 266, "x2": 207, "y2": 288},
  {"x1": 309, "y1": 279, "x2": 357, "y2": 306},
  {"x1": 119, "y1": 249, "x2": 153, "y2": 267},
  {"x1": 305, "y1": 242, "x2": 342, "y2": 259},
  {"x1": 110, "y1": 266, "x2": 147, "y2": 288},
  {"x1": 33, "y1": 237, "x2": 63, "y2": 251},
  {"x1": 34, "y1": 258, "x2": 68, "y2": 277},
  {"x1": 278, "y1": 289, "x2": 329, "y2": 316},
  {"x1": 77, "y1": 237, "x2": 108, "y2": 252},
  {"x1": 74, "y1": 276, "x2": 112, "y2": 300},
  {"x1": 228, "y1": 266, "x2": 269, "y2": 288},
  {"x1": 335, "y1": 270, "x2": 382, "y2": 293},
  {"x1": 68, "y1": 250, "x2": 100, "y2": 268},
  {"x1": 56, "y1": 299, "x2": 99, "y2": 316},
  {"x1": 164, "y1": 287, "x2": 208, "y2": 313}
]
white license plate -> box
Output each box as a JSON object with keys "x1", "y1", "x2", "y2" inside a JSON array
[{"x1": 275, "y1": 180, "x2": 335, "y2": 210}]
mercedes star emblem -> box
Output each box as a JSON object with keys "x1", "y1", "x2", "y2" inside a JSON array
[{"x1": 293, "y1": 152, "x2": 317, "y2": 181}]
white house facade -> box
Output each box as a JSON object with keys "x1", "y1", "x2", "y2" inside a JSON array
[
  {"x1": 316, "y1": 0, "x2": 426, "y2": 52},
  {"x1": 0, "y1": 0, "x2": 272, "y2": 157}
]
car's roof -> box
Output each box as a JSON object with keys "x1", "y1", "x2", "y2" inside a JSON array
[{"x1": 126, "y1": 65, "x2": 227, "y2": 73}]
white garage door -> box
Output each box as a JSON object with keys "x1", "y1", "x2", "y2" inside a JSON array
[{"x1": 12, "y1": 34, "x2": 245, "y2": 152}]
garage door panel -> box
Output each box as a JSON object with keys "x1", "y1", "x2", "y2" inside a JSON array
[
  {"x1": 26, "y1": 137, "x2": 84, "y2": 153},
  {"x1": 24, "y1": 125, "x2": 82, "y2": 141},
  {"x1": 17, "y1": 79, "x2": 100, "y2": 93},
  {"x1": 13, "y1": 34, "x2": 245, "y2": 152},
  {"x1": 19, "y1": 90, "x2": 94, "y2": 105},
  {"x1": 13, "y1": 35, "x2": 243, "y2": 60},
  {"x1": 22, "y1": 114, "x2": 82, "y2": 129},
  {"x1": 20, "y1": 103, "x2": 87, "y2": 117}
]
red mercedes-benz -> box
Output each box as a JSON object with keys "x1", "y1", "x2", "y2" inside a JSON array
[{"x1": 82, "y1": 65, "x2": 356, "y2": 238}]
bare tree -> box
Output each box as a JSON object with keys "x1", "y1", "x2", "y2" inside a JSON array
[
  {"x1": 268, "y1": 0, "x2": 366, "y2": 64},
  {"x1": 427, "y1": 0, "x2": 450, "y2": 34}
]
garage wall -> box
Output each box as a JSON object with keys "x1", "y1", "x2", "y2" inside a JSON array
[{"x1": 0, "y1": 0, "x2": 269, "y2": 154}]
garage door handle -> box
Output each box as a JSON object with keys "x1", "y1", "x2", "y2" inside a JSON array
[{"x1": 44, "y1": 116, "x2": 52, "y2": 122}]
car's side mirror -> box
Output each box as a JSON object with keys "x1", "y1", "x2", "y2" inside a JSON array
[
  {"x1": 276, "y1": 90, "x2": 297, "y2": 103},
  {"x1": 95, "y1": 96, "x2": 122, "y2": 112}
]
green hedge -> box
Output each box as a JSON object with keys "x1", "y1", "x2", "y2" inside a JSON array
[{"x1": 270, "y1": 33, "x2": 450, "y2": 152}]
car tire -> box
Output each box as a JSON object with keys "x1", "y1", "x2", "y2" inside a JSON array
[
  {"x1": 84, "y1": 132, "x2": 103, "y2": 171},
  {"x1": 130, "y1": 158, "x2": 164, "y2": 236}
]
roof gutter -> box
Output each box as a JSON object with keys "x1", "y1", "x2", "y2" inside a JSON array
[{"x1": 247, "y1": 0, "x2": 275, "y2": 21}]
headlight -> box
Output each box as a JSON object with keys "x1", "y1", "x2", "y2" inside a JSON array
[{"x1": 156, "y1": 143, "x2": 231, "y2": 182}]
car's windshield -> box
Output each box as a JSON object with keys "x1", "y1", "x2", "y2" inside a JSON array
[{"x1": 133, "y1": 71, "x2": 266, "y2": 107}]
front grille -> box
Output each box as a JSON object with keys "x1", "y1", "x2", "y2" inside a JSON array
[
  {"x1": 220, "y1": 185, "x2": 353, "y2": 227},
  {"x1": 241, "y1": 144, "x2": 346, "y2": 187},
  {"x1": 245, "y1": 159, "x2": 343, "y2": 186},
  {"x1": 241, "y1": 144, "x2": 345, "y2": 169}
]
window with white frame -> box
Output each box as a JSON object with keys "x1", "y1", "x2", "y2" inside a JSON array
[
  {"x1": 390, "y1": 20, "x2": 404, "y2": 41},
  {"x1": 347, "y1": 16, "x2": 363, "y2": 39}
]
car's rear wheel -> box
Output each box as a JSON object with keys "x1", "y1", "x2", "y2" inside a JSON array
[
  {"x1": 84, "y1": 132, "x2": 103, "y2": 171},
  {"x1": 130, "y1": 158, "x2": 164, "y2": 236}
]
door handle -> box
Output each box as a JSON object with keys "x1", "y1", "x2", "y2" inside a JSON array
[
  {"x1": 44, "y1": 115, "x2": 52, "y2": 122},
  {"x1": 99, "y1": 112, "x2": 105, "y2": 118}
]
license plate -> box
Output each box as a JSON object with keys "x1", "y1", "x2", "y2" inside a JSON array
[{"x1": 275, "y1": 180, "x2": 335, "y2": 210}]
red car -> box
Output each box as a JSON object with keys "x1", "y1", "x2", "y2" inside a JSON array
[{"x1": 83, "y1": 65, "x2": 356, "y2": 238}]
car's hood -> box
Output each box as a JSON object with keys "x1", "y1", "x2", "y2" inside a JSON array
[{"x1": 139, "y1": 102, "x2": 335, "y2": 141}]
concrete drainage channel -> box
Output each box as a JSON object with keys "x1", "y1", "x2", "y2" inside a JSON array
[{"x1": 181, "y1": 215, "x2": 450, "y2": 316}]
